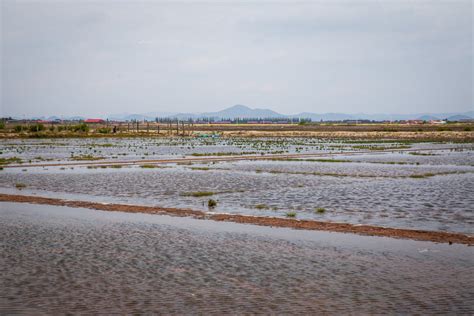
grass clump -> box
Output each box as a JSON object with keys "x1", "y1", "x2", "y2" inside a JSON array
[
  {"x1": 15, "y1": 183, "x2": 26, "y2": 189},
  {"x1": 409, "y1": 152, "x2": 435, "y2": 156},
  {"x1": 409, "y1": 173, "x2": 435, "y2": 179},
  {"x1": 140, "y1": 164, "x2": 157, "y2": 168},
  {"x1": 191, "y1": 167, "x2": 210, "y2": 171},
  {"x1": 208, "y1": 199, "x2": 217, "y2": 208},
  {"x1": 182, "y1": 191, "x2": 215, "y2": 197},
  {"x1": 0, "y1": 157, "x2": 22, "y2": 165},
  {"x1": 97, "y1": 127, "x2": 111, "y2": 134},
  {"x1": 72, "y1": 155, "x2": 104, "y2": 161},
  {"x1": 315, "y1": 207, "x2": 326, "y2": 214},
  {"x1": 255, "y1": 204, "x2": 269, "y2": 210},
  {"x1": 285, "y1": 211, "x2": 297, "y2": 218},
  {"x1": 109, "y1": 165, "x2": 123, "y2": 168}
]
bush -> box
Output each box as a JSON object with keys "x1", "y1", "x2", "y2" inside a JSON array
[
  {"x1": 97, "y1": 127, "x2": 111, "y2": 134},
  {"x1": 29, "y1": 124, "x2": 45, "y2": 132},
  {"x1": 208, "y1": 199, "x2": 217, "y2": 208},
  {"x1": 315, "y1": 207, "x2": 326, "y2": 214},
  {"x1": 0, "y1": 121, "x2": 5, "y2": 129},
  {"x1": 14, "y1": 125, "x2": 24, "y2": 132},
  {"x1": 286, "y1": 212, "x2": 296, "y2": 218},
  {"x1": 71, "y1": 123, "x2": 89, "y2": 132}
]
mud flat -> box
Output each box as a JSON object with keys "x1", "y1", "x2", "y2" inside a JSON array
[{"x1": 1, "y1": 193, "x2": 471, "y2": 245}]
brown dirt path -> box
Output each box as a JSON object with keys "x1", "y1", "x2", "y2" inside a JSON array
[{"x1": 1, "y1": 193, "x2": 471, "y2": 245}]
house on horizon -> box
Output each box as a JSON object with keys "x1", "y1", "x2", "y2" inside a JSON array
[{"x1": 84, "y1": 118, "x2": 105, "y2": 123}]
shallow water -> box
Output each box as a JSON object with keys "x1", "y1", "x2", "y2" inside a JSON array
[
  {"x1": 2, "y1": 137, "x2": 471, "y2": 164},
  {"x1": 1, "y1": 138, "x2": 473, "y2": 233},
  {"x1": 1, "y1": 160, "x2": 473, "y2": 233},
  {"x1": 1, "y1": 202, "x2": 473, "y2": 314}
]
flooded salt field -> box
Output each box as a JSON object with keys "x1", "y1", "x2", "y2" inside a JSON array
[
  {"x1": 1, "y1": 137, "x2": 471, "y2": 165},
  {"x1": 1, "y1": 138, "x2": 474, "y2": 233},
  {"x1": 1, "y1": 202, "x2": 472, "y2": 314}
]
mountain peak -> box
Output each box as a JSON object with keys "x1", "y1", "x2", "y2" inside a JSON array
[{"x1": 228, "y1": 104, "x2": 251, "y2": 110}]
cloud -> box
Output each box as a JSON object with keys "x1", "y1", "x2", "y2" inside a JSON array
[{"x1": 1, "y1": 0, "x2": 472, "y2": 117}]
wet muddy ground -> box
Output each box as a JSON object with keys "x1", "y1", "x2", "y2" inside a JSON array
[
  {"x1": 1, "y1": 138, "x2": 473, "y2": 234},
  {"x1": 1, "y1": 202, "x2": 473, "y2": 314}
]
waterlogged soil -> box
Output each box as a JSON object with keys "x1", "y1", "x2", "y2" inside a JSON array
[
  {"x1": 1, "y1": 139, "x2": 473, "y2": 233},
  {"x1": 1, "y1": 137, "x2": 471, "y2": 165},
  {"x1": 1, "y1": 202, "x2": 473, "y2": 314}
]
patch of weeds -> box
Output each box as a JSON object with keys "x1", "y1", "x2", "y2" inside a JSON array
[
  {"x1": 191, "y1": 167, "x2": 210, "y2": 171},
  {"x1": 0, "y1": 157, "x2": 22, "y2": 165},
  {"x1": 15, "y1": 183, "x2": 26, "y2": 189},
  {"x1": 285, "y1": 211, "x2": 297, "y2": 218},
  {"x1": 182, "y1": 191, "x2": 215, "y2": 197},
  {"x1": 109, "y1": 165, "x2": 123, "y2": 168},
  {"x1": 140, "y1": 164, "x2": 158, "y2": 168},
  {"x1": 409, "y1": 152, "x2": 435, "y2": 156},
  {"x1": 71, "y1": 155, "x2": 104, "y2": 161},
  {"x1": 409, "y1": 173, "x2": 435, "y2": 179},
  {"x1": 254, "y1": 204, "x2": 269, "y2": 210},
  {"x1": 315, "y1": 207, "x2": 326, "y2": 214},
  {"x1": 208, "y1": 199, "x2": 217, "y2": 208}
]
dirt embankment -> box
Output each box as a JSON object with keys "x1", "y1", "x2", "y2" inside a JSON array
[{"x1": 1, "y1": 193, "x2": 472, "y2": 245}]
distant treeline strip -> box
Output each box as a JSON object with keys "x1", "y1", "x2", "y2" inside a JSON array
[{"x1": 0, "y1": 193, "x2": 471, "y2": 245}]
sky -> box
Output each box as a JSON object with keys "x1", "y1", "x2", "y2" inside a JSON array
[{"x1": 1, "y1": 0, "x2": 472, "y2": 118}]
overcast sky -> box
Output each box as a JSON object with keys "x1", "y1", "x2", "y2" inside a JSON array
[{"x1": 1, "y1": 0, "x2": 472, "y2": 117}]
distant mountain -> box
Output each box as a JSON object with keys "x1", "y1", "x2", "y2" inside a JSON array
[
  {"x1": 417, "y1": 115, "x2": 440, "y2": 121},
  {"x1": 22, "y1": 106, "x2": 472, "y2": 122},
  {"x1": 447, "y1": 115, "x2": 472, "y2": 121},
  {"x1": 164, "y1": 105, "x2": 473, "y2": 121},
  {"x1": 207, "y1": 104, "x2": 283, "y2": 119}
]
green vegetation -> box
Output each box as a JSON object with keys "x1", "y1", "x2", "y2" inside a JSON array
[
  {"x1": 29, "y1": 124, "x2": 45, "y2": 132},
  {"x1": 254, "y1": 204, "x2": 270, "y2": 210},
  {"x1": 191, "y1": 151, "x2": 258, "y2": 156},
  {"x1": 109, "y1": 164, "x2": 123, "y2": 168},
  {"x1": 97, "y1": 127, "x2": 111, "y2": 134},
  {"x1": 71, "y1": 155, "x2": 104, "y2": 161},
  {"x1": 0, "y1": 157, "x2": 22, "y2": 165},
  {"x1": 190, "y1": 167, "x2": 210, "y2": 171},
  {"x1": 208, "y1": 199, "x2": 217, "y2": 208},
  {"x1": 409, "y1": 173, "x2": 435, "y2": 179},
  {"x1": 182, "y1": 191, "x2": 215, "y2": 197},
  {"x1": 409, "y1": 152, "x2": 436, "y2": 156},
  {"x1": 315, "y1": 207, "x2": 326, "y2": 214},
  {"x1": 271, "y1": 158, "x2": 351, "y2": 163},
  {"x1": 14, "y1": 125, "x2": 24, "y2": 132},
  {"x1": 285, "y1": 212, "x2": 296, "y2": 218},
  {"x1": 15, "y1": 183, "x2": 26, "y2": 189},
  {"x1": 71, "y1": 123, "x2": 89, "y2": 132},
  {"x1": 140, "y1": 164, "x2": 158, "y2": 168},
  {"x1": 352, "y1": 145, "x2": 411, "y2": 151}
]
